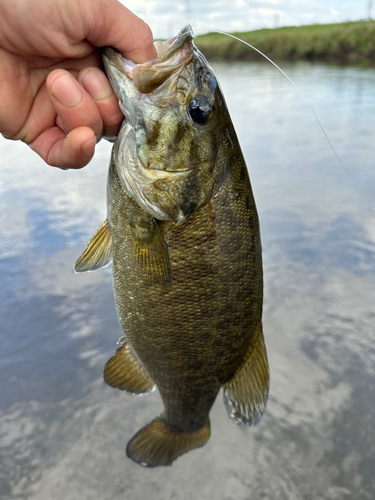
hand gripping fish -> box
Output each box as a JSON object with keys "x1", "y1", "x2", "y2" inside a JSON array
[{"x1": 75, "y1": 26, "x2": 269, "y2": 467}]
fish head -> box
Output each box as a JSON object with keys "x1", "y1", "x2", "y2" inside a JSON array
[{"x1": 103, "y1": 26, "x2": 229, "y2": 224}]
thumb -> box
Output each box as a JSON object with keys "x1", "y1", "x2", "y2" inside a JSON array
[{"x1": 83, "y1": 0, "x2": 157, "y2": 63}]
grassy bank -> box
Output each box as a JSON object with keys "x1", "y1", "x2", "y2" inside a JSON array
[{"x1": 194, "y1": 21, "x2": 375, "y2": 63}]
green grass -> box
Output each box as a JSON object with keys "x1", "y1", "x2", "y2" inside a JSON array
[{"x1": 194, "y1": 21, "x2": 375, "y2": 62}]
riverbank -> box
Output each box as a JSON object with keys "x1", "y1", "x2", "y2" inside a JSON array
[{"x1": 194, "y1": 21, "x2": 375, "y2": 63}]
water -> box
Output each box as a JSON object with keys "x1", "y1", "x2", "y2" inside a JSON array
[{"x1": 1, "y1": 61, "x2": 375, "y2": 499}]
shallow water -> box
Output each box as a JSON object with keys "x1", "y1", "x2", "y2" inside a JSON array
[{"x1": 1, "y1": 61, "x2": 375, "y2": 499}]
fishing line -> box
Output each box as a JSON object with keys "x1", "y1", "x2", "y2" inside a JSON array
[{"x1": 195, "y1": 28, "x2": 375, "y2": 211}]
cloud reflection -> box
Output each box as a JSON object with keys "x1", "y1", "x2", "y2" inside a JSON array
[{"x1": 1, "y1": 61, "x2": 375, "y2": 498}]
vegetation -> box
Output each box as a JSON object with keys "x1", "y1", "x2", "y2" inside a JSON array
[{"x1": 194, "y1": 21, "x2": 375, "y2": 63}]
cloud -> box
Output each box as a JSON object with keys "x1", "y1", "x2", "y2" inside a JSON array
[{"x1": 120, "y1": 0, "x2": 366, "y2": 39}]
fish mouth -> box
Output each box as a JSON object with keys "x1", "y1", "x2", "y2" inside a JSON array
[{"x1": 102, "y1": 25, "x2": 194, "y2": 94}]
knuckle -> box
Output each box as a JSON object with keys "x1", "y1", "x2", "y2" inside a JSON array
[
  {"x1": 136, "y1": 22, "x2": 154, "y2": 51},
  {"x1": 127, "y1": 21, "x2": 154, "y2": 57},
  {"x1": 138, "y1": 21, "x2": 154, "y2": 45}
]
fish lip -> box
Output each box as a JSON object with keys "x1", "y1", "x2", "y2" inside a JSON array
[
  {"x1": 102, "y1": 46, "x2": 133, "y2": 77},
  {"x1": 164, "y1": 166, "x2": 192, "y2": 172},
  {"x1": 102, "y1": 25, "x2": 195, "y2": 90},
  {"x1": 152, "y1": 25, "x2": 194, "y2": 63},
  {"x1": 103, "y1": 25, "x2": 194, "y2": 66},
  {"x1": 142, "y1": 164, "x2": 193, "y2": 180}
]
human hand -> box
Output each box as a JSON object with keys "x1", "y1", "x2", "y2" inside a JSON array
[{"x1": 0, "y1": 0, "x2": 157, "y2": 169}]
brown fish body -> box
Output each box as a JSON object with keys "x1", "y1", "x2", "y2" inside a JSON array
[
  {"x1": 108, "y1": 134, "x2": 262, "y2": 428},
  {"x1": 75, "y1": 26, "x2": 269, "y2": 466}
]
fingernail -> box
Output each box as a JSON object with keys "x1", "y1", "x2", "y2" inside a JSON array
[
  {"x1": 51, "y1": 74, "x2": 83, "y2": 108},
  {"x1": 103, "y1": 135, "x2": 116, "y2": 142},
  {"x1": 81, "y1": 137, "x2": 96, "y2": 158},
  {"x1": 81, "y1": 69, "x2": 112, "y2": 101}
]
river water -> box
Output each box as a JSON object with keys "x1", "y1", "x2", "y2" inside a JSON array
[{"x1": 0, "y1": 61, "x2": 374, "y2": 499}]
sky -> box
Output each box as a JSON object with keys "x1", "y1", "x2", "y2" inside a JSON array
[{"x1": 121, "y1": 0, "x2": 372, "y2": 40}]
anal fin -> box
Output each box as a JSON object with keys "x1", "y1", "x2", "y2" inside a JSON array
[
  {"x1": 126, "y1": 417, "x2": 210, "y2": 467},
  {"x1": 104, "y1": 341, "x2": 155, "y2": 394},
  {"x1": 75, "y1": 220, "x2": 112, "y2": 273},
  {"x1": 223, "y1": 327, "x2": 269, "y2": 426}
]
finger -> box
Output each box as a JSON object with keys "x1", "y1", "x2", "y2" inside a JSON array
[
  {"x1": 78, "y1": 67, "x2": 123, "y2": 140},
  {"x1": 0, "y1": 49, "x2": 35, "y2": 138},
  {"x1": 8, "y1": 81, "x2": 56, "y2": 143},
  {"x1": 30, "y1": 126, "x2": 96, "y2": 169},
  {"x1": 47, "y1": 69, "x2": 103, "y2": 138},
  {"x1": 83, "y1": 0, "x2": 157, "y2": 63},
  {"x1": 0, "y1": 50, "x2": 102, "y2": 140}
]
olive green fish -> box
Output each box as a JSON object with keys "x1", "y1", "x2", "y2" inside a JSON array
[{"x1": 75, "y1": 26, "x2": 269, "y2": 467}]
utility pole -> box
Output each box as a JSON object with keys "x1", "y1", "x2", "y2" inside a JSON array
[
  {"x1": 368, "y1": 0, "x2": 373, "y2": 20},
  {"x1": 274, "y1": 12, "x2": 280, "y2": 28},
  {"x1": 185, "y1": 0, "x2": 191, "y2": 25}
]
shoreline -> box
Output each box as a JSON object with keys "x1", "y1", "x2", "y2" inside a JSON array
[{"x1": 194, "y1": 21, "x2": 375, "y2": 63}]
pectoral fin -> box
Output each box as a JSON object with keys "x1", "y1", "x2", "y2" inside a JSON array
[
  {"x1": 104, "y1": 340, "x2": 155, "y2": 394},
  {"x1": 74, "y1": 220, "x2": 112, "y2": 273},
  {"x1": 131, "y1": 217, "x2": 171, "y2": 285},
  {"x1": 223, "y1": 327, "x2": 269, "y2": 426}
]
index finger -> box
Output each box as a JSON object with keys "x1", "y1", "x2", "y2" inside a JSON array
[{"x1": 83, "y1": 0, "x2": 157, "y2": 63}]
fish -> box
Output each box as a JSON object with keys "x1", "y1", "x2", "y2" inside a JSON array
[{"x1": 74, "y1": 25, "x2": 269, "y2": 467}]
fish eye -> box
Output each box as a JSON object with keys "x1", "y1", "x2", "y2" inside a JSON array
[{"x1": 188, "y1": 95, "x2": 213, "y2": 124}]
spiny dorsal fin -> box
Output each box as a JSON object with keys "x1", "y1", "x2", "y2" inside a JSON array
[
  {"x1": 104, "y1": 341, "x2": 155, "y2": 394},
  {"x1": 223, "y1": 327, "x2": 269, "y2": 426},
  {"x1": 126, "y1": 417, "x2": 210, "y2": 467},
  {"x1": 74, "y1": 220, "x2": 112, "y2": 273},
  {"x1": 131, "y1": 219, "x2": 172, "y2": 285}
]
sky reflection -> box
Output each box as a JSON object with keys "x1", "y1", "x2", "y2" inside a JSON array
[{"x1": 0, "y1": 61, "x2": 375, "y2": 499}]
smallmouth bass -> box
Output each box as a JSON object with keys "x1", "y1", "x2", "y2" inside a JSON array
[{"x1": 75, "y1": 26, "x2": 269, "y2": 467}]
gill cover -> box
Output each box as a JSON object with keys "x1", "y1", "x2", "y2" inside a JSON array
[{"x1": 103, "y1": 26, "x2": 224, "y2": 225}]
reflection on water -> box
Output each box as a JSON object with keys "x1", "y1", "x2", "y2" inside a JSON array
[{"x1": 1, "y1": 61, "x2": 375, "y2": 499}]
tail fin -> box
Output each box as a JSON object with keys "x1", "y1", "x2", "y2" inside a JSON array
[{"x1": 126, "y1": 417, "x2": 210, "y2": 467}]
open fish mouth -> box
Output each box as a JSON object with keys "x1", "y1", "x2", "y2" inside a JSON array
[{"x1": 102, "y1": 25, "x2": 194, "y2": 94}]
